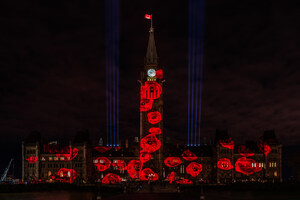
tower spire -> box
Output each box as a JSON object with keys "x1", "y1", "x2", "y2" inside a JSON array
[{"x1": 145, "y1": 15, "x2": 158, "y2": 66}]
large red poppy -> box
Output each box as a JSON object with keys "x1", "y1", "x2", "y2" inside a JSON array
[
  {"x1": 140, "y1": 134, "x2": 161, "y2": 153},
  {"x1": 186, "y1": 162, "x2": 202, "y2": 177},
  {"x1": 94, "y1": 157, "x2": 111, "y2": 171},
  {"x1": 147, "y1": 111, "x2": 162, "y2": 124},
  {"x1": 127, "y1": 160, "x2": 143, "y2": 179},
  {"x1": 235, "y1": 157, "x2": 262, "y2": 175},
  {"x1": 139, "y1": 168, "x2": 159, "y2": 181},
  {"x1": 217, "y1": 158, "x2": 233, "y2": 170}
]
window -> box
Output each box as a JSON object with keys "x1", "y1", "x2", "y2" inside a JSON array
[
  {"x1": 54, "y1": 157, "x2": 58, "y2": 161},
  {"x1": 274, "y1": 171, "x2": 277, "y2": 177},
  {"x1": 274, "y1": 162, "x2": 277, "y2": 167},
  {"x1": 49, "y1": 157, "x2": 53, "y2": 161}
]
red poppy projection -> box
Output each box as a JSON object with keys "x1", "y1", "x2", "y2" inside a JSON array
[
  {"x1": 147, "y1": 111, "x2": 162, "y2": 124},
  {"x1": 26, "y1": 156, "x2": 38, "y2": 163},
  {"x1": 186, "y1": 162, "x2": 203, "y2": 177},
  {"x1": 182, "y1": 150, "x2": 197, "y2": 161},
  {"x1": 235, "y1": 157, "x2": 262, "y2": 175},
  {"x1": 141, "y1": 81, "x2": 162, "y2": 100},
  {"x1": 149, "y1": 127, "x2": 161, "y2": 135},
  {"x1": 102, "y1": 173, "x2": 121, "y2": 184},
  {"x1": 112, "y1": 160, "x2": 126, "y2": 170},
  {"x1": 219, "y1": 138, "x2": 234, "y2": 150},
  {"x1": 167, "y1": 172, "x2": 176, "y2": 183},
  {"x1": 238, "y1": 145, "x2": 254, "y2": 157},
  {"x1": 140, "y1": 99, "x2": 153, "y2": 112},
  {"x1": 127, "y1": 160, "x2": 143, "y2": 179},
  {"x1": 114, "y1": 147, "x2": 122, "y2": 151},
  {"x1": 217, "y1": 158, "x2": 233, "y2": 170},
  {"x1": 56, "y1": 168, "x2": 77, "y2": 183},
  {"x1": 164, "y1": 157, "x2": 182, "y2": 167},
  {"x1": 139, "y1": 168, "x2": 159, "y2": 181},
  {"x1": 176, "y1": 179, "x2": 193, "y2": 184},
  {"x1": 155, "y1": 69, "x2": 163, "y2": 79},
  {"x1": 140, "y1": 151, "x2": 151, "y2": 163},
  {"x1": 140, "y1": 134, "x2": 161, "y2": 153},
  {"x1": 94, "y1": 157, "x2": 111, "y2": 171},
  {"x1": 258, "y1": 143, "x2": 271, "y2": 156},
  {"x1": 56, "y1": 147, "x2": 79, "y2": 161},
  {"x1": 93, "y1": 146, "x2": 112, "y2": 153}
]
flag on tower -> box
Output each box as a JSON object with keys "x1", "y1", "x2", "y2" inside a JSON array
[{"x1": 145, "y1": 14, "x2": 152, "y2": 19}]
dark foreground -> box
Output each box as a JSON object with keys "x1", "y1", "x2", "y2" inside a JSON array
[{"x1": 1, "y1": 183, "x2": 300, "y2": 200}]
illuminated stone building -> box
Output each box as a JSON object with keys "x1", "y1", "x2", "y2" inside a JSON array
[
  {"x1": 22, "y1": 25, "x2": 282, "y2": 185},
  {"x1": 22, "y1": 133, "x2": 91, "y2": 183}
]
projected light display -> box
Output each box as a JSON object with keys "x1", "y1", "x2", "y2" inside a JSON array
[
  {"x1": 219, "y1": 138, "x2": 235, "y2": 149},
  {"x1": 26, "y1": 156, "x2": 38, "y2": 163},
  {"x1": 141, "y1": 81, "x2": 162, "y2": 100},
  {"x1": 164, "y1": 157, "x2": 182, "y2": 167},
  {"x1": 140, "y1": 151, "x2": 151, "y2": 163},
  {"x1": 43, "y1": 144, "x2": 70, "y2": 154},
  {"x1": 112, "y1": 160, "x2": 126, "y2": 170},
  {"x1": 94, "y1": 157, "x2": 111, "y2": 171},
  {"x1": 147, "y1": 111, "x2": 162, "y2": 124},
  {"x1": 182, "y1": 150, "x2": 197, "y2": 161},
  {"x1": 139, "y1": 168, "x2": 159, "y2": 181},
  {"x1": 94, "y1": 146, "x2": 112, "y2": 153},
  {"x1": 155, "y1": 69, "x2": 163, "y2": 79},
  {"x1": 148, "y1": 127, "x2": 161, "y2": 135},
  {"x1": 186, "y1": 162, "x2": 202, "y2": 177},
  {"x1": 102, "y1": 173, "x2": 121, "y2": 184},
  {"x1": 127, "y1": 160, "x2": 143, "y2": 179},
  {"x1": 140, "y1": 134, "x2": 161, "y2": 153},
  {"x1": 238, "y1": 145, "x2": 254, "y2": 157},
  {"x1": 167, "y1": 172, "x2": 176, "y2": 183},
  {"x1": 56, "y1": 147, "x2": 79, "y2": 161},
  {"x1": 140, "y1": 99, "x2": 153, "y2": 111},
  {"x1": 235, "y1": 157, "x2": 262, "y2": 175},
  {"x1": 217, "y1": 158, "x2": 233, "y2": 170},
  {"x1": 56, "y1": 168, "x2": 77, "y2": 183},
  {"x1": 258, "y1": 143, "x2": 271, "y2": 156},
  {"x1": 176, "y1": 178, "x2": 193, "y2": 184}
]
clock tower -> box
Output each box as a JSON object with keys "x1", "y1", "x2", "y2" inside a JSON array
[{"x1": 139, "y1": 18, "x2": 164, "y2": 179}]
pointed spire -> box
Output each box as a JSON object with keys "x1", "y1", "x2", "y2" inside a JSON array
[{"x1": 145, "y1": 16, "x2": 158, "y2": 66}]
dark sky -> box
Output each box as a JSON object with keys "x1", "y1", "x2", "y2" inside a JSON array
[{"x1": 1, "y1": 0, "x2": 300, "y2": 174}]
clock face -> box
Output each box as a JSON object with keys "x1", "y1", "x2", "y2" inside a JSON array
[{"x1": 147, "y1": 69, "x2": 156, "y2": 77}]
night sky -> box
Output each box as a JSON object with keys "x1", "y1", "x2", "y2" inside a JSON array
[{"x1": 1, "y1": 0, "x2": 300, "y2": 176}]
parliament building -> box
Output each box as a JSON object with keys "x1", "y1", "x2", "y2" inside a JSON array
[{"x1": 22, "y1": 22, "x2": 282, "y2": 184}]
